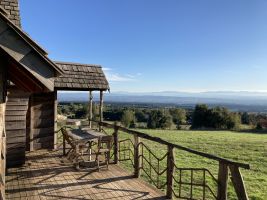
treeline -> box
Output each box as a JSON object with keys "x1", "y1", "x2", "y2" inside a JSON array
[{"x1": 58, "y1": 102, "x2": 267, "y2": 130}]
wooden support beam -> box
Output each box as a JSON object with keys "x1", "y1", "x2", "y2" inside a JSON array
[
  {"x1": 217, "y1": 162, "x2": 229, "y2": 200},
  {"x1": 99, "y1": 91, "x2": 103, "y2": 131},
  {"x1": 166, "y1": 145, "x2": 174, "y2": 199},
  {"x1": 53, "y1": 90, "x2": 58, "y2": 150},
  {"x1": 113, "y1": 123, "x2": 119, "y2": 164},
  {"x1": 29, "y1": 96, "x2": 34, "y2": 151},
  {"x1": 229, "y1": 165, "x2": 249, "y2": 200},
  {"x1": 134, "y1": 134, "x2": 140, "y2": 178},
  {"x1": 88, "y1": 91, "x2": 93, "y2": 128}
]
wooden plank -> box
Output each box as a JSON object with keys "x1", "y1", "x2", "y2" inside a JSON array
[
  {"x1": 33, "y1": 136, "x2": 54, "y2": 143},
  {"x1": 32, "y1": 102, "x2": 54, "y2": 110},
  {"x1": 166, "y1": 145, "x2": 174, "y2": 199},
  {"x1": 99, "y1": 90, "x2": 103, "y2": 131},
  {"x1": 5, "y1": 121, "x2": 26, "y2": 130},
  {"x1": 6, "y1": 101, "x2": 28, "y2": 106},
  {"x1": 20, "y1": 51, "x2": 55, "y2": 91},
  {"x1": 113, "y1": 125, "x2": 119, "y2": 164},
  {"x1": 33, "y1": 118, "x2": 53, "y2": 128},
  {"x1": 6, "y1": 130, "x2": 25, "y2": 138},
  {"x1": 5, "y1": 115, "x2": 25, "y2": 121},
  {"x1": 7, "y1": 136, "x2": 25, "y2": 144},
  {"x1": 229, "y1": 166, "x2": 249, "y2": 200},
  {"x1": 5, "y1": 105, "x2": 28, "y2": 111},
  {"x1": 88, "y1": 91, "x2": 93, "y2": 128},
  {"x1": 7, "y1": 142, "x2": 25, "y2": 149},
  {"x1": 32, "y1": 109, "x2": 53, "y2": 119},
  {"x1": 30, "y1": 96, "x2": 34, "y2": 151},
  {"x1": 54, "y1": 91, "x2": 57, "y2": 149},
  {"x1": 134, "y1": 134, "x2": 140, "y2": 178},
  {"x1": 0, "y1": 28, "x2": 32, "y2": 61},
  {"x1": 217, "y1": 162, "x2": 229, "y2": 200},
  {"x1": 32, "y1": 127, "x2": 54, "y2": 138},
  {"x1": 5, "y1": 110, "x2": 27, "y2": 116}
]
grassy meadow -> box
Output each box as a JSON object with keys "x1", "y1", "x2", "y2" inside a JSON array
[{"x1": 113, "y1": 129, "x2": 267, "y2": 200}]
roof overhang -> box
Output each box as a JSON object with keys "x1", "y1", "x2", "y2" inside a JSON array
[{"x1": 0, "y1": 11, "x2": 64, "y2": 92}]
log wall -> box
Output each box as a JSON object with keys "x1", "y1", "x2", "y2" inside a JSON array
[
  {"x1": 28, "y1": 92, "x2": 55, "y2": 150},
  {"x1": 5, "y1": 88, "x2": 29, "y2": 167}
]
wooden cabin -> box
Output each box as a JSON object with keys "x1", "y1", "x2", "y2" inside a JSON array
[
  {"x1": 0, "y1": 0, "x2": 64, "y2": 197},
  {"x1": 0, "y1": 0, "x2": 109, "y2": 198}
]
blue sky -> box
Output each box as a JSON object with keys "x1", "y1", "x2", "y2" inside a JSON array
[{"x1": 20, "y1": 0, "x2": 267, "y2": 92}]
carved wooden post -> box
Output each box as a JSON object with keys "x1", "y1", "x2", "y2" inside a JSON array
[
  {"x1": 99, "y1": 90, "x2": 103, "y2": 131},
  {"x1": 166, "y1": 145, "x2": 174, "y2": 199},
  {"x1": 88, "y1": 91, "x2": 93, "y2": 128},
  {"x1": 113, "y1": 123, "x2": 119, "y2": 164},
  {"x1": 63, "y1": 131, "x2": 66, "y2": 156},
  {"x1": 29, "y1": 96, "x2": 34, "y2": 151},
  {"x1": 54, "y1": 90, "x2": 58, "y2": 150},
  {"x1": 134, "y1": 134, "x2": 140, "y2": 178},
  {"x1": 217, "y1": 162, "x2": 228, "y2": 200},
  {"x1": 229, "y1": 165, "x2": 249, "y2": 200}
]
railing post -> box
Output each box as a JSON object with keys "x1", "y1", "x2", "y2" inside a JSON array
[
  {"x1": 113, "y1": 124, "x2": 119, "y2": 164},
  {"x1": 217, "y1": 162, "x2": 228, "y2": 200},
  {"x1": 63, "y1": 134, "x2": 66, "y2": 156},
  {"x1": 229, "y1": 165, "x2": 249, "y2": 200},
  {"x1": 166, "y1": 145, "x2": 174, "y2": 199},
  {"x1": 134, "y1": 134, "x2": 140, "y2": 178}
]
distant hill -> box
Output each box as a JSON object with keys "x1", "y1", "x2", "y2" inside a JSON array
[{"x1": 58, "y1": 91, "x2": 267, "y2": 112}]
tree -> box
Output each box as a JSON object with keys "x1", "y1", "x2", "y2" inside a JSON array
[
  {"x1": 135, "y1": 109, "x2": 148, "y2": 122},
  {"x1": 169, "y1": 108, "x2": 186, "y2": 129},
  {"x1": 191, "y1": 104, "x2": 209, "y2": 128},
  {"x1": 121, "y1": 110, "x2": 135, "y2": 128},
  {"x1": 147, "y1": 110, "x2": 163, "y2": 129},
  {"x1": 241, "y1": 112, "x2": 250, "y2": 124},
  {"x1": 160, "y1": 113, "x2": 173, "y2": 129}
]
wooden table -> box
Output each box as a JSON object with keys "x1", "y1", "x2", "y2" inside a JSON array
[{"x1": 67, "y1": 128, "x2": 106, "y2": 162}]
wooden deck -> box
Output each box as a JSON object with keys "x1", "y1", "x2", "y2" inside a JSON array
[{"x1": 5, "y1": 149, "x2": 166, "y2": 200}]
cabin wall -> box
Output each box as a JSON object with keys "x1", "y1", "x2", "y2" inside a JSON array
[
  {"x1": 28, "y1": 92, "x2": 55, "y2": 150},
  {"x1": 5, "y1": 87, "x2": 29, "y2": 167},
  {"x1": 0, "y1": 65, "x2": 6, "y2": 199}
]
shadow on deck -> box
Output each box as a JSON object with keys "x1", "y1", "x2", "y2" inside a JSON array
[{"x1": 6, "y1": 149, "x2": 166, "y2": 200}]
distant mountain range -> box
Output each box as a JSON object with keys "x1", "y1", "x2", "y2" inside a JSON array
[{"x1": 58, "y1": 91, "x2": 267, "y2": 112}]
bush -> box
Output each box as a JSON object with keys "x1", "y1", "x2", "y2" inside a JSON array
[{"x1": 191, "y1": 104, "x2": 241, "y2": 130}]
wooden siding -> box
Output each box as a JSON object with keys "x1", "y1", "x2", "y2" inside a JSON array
[
  {"x1": 28, "y1": 92, "x2": 55, "y2": 150},
  {"x1": 5, "y1": 87, "x2": 29, "y2": 167}
]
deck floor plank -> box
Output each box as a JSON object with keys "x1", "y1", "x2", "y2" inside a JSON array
[{"x1": 6, "y1": 150, "x2": 166, "y2": 200}]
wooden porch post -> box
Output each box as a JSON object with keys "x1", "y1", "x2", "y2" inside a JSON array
[
  {"x1": 29, "y1": 96, "x2": 34, "y2": 151},
  {"x1": 88, "y1": 91, "x2": 93, "y2": 128},
  {"x1": 134, "y1": 134, "x2": 140, "y2": 178},
  {"x1": 99, "y1": 90, "x2": 103, "y2": 131},
  {"x1": 166, "y1": 145, "x2": 174, "y2": 199},
  {"x1": 229, "y1": 165, "x2": 249, "y2": 200},
  {"x1": 54, "y1": 90, "x2": 57, "y2": 150},
  {"x1": 113, "y1": 123, "x2": 119, "y2": 164},
  {"x1": 217, "y1": 162, "x2": 228, "y2": 200}
]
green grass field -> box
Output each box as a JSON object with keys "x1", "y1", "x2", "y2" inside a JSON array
[{"x1": 114, "y1": 129, "x2": 267, "y2": 200}]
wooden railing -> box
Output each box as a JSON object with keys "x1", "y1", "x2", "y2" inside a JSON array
[{"x1": 91, "y1": 121, "x2": 250, "y2": 200}]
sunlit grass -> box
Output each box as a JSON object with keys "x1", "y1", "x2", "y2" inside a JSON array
[{"x1": 110, "y1": 129, "x2": 267, "y2": 200}]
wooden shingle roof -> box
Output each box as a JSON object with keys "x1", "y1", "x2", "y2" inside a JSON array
[{"x1": 54, "y1": 61, "x2": 110, "y2": 91}]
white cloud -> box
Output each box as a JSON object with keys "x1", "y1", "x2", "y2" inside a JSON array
[
  {"x1": 106, "y1": 73, "x2": 135, "y2": 82},
  {"x1": 102, "y1": 67, "x2": 140, "y2": 82},
  {"x1": 102, "y1": 67, "x2": 112, "y2": 71}
]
